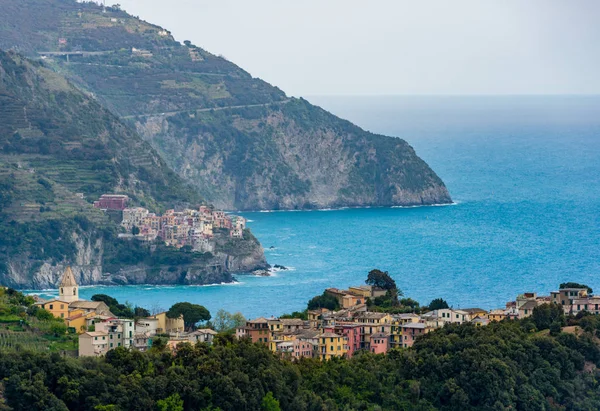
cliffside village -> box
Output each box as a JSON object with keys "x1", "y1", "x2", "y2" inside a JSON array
[
  {"x1": 238, "y1": 285, "x2": 600, "y2": 360},
  {"x1": 93, "y1": 194, "x2": 246, "y2": 252},
  {"x1": 34, "y1": 268, "x2": 599, "y2": 360}
]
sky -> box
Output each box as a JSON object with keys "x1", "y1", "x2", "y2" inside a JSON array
[{"x1": 117, "y1": 0, "x2": 600, "y2": 97}]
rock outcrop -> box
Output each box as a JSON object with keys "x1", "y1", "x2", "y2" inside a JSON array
[{"x1": 2, "y1": 229, "x2": 267, "y2": 290}]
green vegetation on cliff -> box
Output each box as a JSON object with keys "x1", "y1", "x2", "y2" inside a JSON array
[
  {"x1": 0, "y1": 49, "x2": 265, "y2": 289},
  {"x1": 0, "y1": 0, "x2": 452, "y2": 211}
]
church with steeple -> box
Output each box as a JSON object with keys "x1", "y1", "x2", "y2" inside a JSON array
[{"x1": 34, "y1": 266, "x2": 114, "y2": 332}]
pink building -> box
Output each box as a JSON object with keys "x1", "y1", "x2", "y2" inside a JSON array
[
  {"x1": 401, "y1": 323, "x2": 431, "y2": 348},
  {"x1": 292, "y1": 339, "x2": 316, "y2": 359},
  {"x1": 93, "y1": 194, "x2": 129, "y2": 211},
  {"x1": 323, "y1": 323, "x2": 361, "y2": 357},
  {"x1": 369, "y1": 332, "x2": 390, "y2": 354}
]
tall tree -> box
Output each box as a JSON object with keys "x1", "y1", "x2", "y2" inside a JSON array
[
  {"x1": 366, "y1": 269, "x2": 397, "y2": 291},
  {"x1": 167, "y1": 302, "x2": 211, "y2": 330},
  {"x1": 428, "y1": 298, "x2": 450, "y2": 310}
]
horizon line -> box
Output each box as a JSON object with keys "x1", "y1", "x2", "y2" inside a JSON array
[{"x1": 301, "y1": 93, "x2": 600, "y2": 98}]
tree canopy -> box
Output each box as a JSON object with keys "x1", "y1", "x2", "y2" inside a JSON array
[
  {"x1": 212, "y1": 309, "x2": 246, "y2": 333},
  {"x1": 307, "y1": 291, "x2": 339, "y2": 311},
  {"x1": 365, "y1": 269, "x2": 397, "y2": 291},
  {"x1": 428, "y1": 298, "x2": 449, "y2": 310},
  {"x1": 92, "y1": 294, "x2": 148, "y2": 319},
  {"x1": 560, "y1": 282, "x2": 593, "y2": 293},
  {"x1": 2, "y1": 317, "x2": 600, "y2": 410},
  {"x1": 167, "y1": 302, "x2": 211, "y2": 330}
]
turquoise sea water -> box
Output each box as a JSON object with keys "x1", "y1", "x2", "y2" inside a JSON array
[{"x1": 39, "y1": 96, "x2": 600, "y2": 318}]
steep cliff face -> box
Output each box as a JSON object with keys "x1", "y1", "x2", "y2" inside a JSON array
[
  {"x1": 0, "y1": 0, "x2": 452, "y2": 211},
  {"x1": 2, "y1": 228, "x2": 266, "y2": 289},
  {"x1": 136, "y1": 100, "x2": 452, "y2": 210}
]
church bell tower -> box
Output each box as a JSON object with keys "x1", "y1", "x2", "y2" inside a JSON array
[{"x1": 58, "y1": 266, "x2": 79, "y2": 303}]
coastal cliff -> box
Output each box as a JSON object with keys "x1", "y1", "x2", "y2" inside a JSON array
[
  {"x1": 136, "y1": 100, "x2": 452, "y2": 210},
  {"x1": 0, "y1": 49, "x2": 267, "y2": 290},
  {"x1": 1, "y1": 228, "x2": 266, "y2": 290},
  {"x1": 0, "y1": 0, "x2": 452, "y2": 211}
]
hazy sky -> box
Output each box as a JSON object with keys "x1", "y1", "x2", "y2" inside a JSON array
[{"x1": 118, "y1": 0, "x2": 600, "y2": 97}]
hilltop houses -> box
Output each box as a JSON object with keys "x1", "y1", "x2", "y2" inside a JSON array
[
  {"x1": 235, "y1": 282, "x2": 600, "y2": 360},
  {"x1": 117, "y1": 204, "x2": 246, "y2": 251},
  {"x1": 33, "y1": 267, "x2": 194, "y2": 357}
]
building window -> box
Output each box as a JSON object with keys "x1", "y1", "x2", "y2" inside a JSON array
[
  {"x1": 110, "y1": 343, "x2": 113, "y2": 348},
  {"x1": 49, "y1": 304, "x2": 54, "y2": 310}
]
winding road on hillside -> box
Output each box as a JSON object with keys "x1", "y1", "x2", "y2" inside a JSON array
[{"x1": 121, "y1": 99, "x2": 291, "y2": 120}]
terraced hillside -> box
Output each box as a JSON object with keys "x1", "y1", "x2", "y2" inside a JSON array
[
  {"x1": 0, "y1": 50, "x2": 266, "y2": 289},
  {"x1": 0, "y1": 0, "x2": 452, "y2": 210}
]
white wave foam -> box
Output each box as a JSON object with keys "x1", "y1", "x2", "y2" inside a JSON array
[{"x1": 391, "y1": 202, "x2": 458, "y2": 209}]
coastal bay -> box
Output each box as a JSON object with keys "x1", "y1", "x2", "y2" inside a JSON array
[{"x1": 33, "y1": 96, "x2": 600, "y2": 318}]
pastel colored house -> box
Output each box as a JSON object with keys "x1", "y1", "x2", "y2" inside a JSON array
[
  {"x1": 316, "y1": 332, "x2": 348, "y2": 360},
  {"x1": 293, "y1": 338, "x2": 317, "y2": 359},
  {"x1": 79, "y1": 331, "x2": 109, "y2": 357},
  {"x1": 323, "y1": 323, "x2": 361, "y2": 357},
  {"x1": 238, "y1": 317, "x2": 270, "y2": 345},
  {"x1": 369, "y1": 332, "x2": 390, "y2": 354},
  {"x1": 149, "y1": 312, "x2": 185, "y2": 333},
  {"x1": 488, "y1": 309, "x2": 507, "y2": 322},
  {"x1": 401, "y1": 323, "x2": 432, "y2": 348}
]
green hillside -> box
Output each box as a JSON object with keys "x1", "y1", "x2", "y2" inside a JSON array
[
  {"x1": 0, "y1": 0, "x2": 452, "y2": 210},
  {"x1": 0, "y1": 49, "x2": 266, "y2": 289},
  {"x1": 0, "y1": 50, "x2": 200, "y2": 211}
]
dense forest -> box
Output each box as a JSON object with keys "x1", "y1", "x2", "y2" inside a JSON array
[{"x1": 2, "y1": 309, "x2": 600, "y2": 409}]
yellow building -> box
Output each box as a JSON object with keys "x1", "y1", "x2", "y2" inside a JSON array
[
  {"x1": 34, "y1": 266, "x2": 80, "y2": 319},
  {"x1": 36, "y1": 299, "x2": 69, "y2": 320},
  {"x1": 66, "y1": 310, "x2": 99, "y2": 333},
  {"x1": 488, "y1": 309, "x2": 507, "y2": 322},
  {"x1": 316, "y1": 332, "x2": 348, "y2": 360},
  {"x1": 150, "y1": 312, "x2": 185, "y2": 333},
  {"x1": 342, "y1": 294, "x2": 364, "y2": 309},
  {"x1": 269, "y1": 333, "x2": 297, "y2": 353}
]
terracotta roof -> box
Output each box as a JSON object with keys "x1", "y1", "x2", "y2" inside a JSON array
[
  {"x1": 460, "y1": 308, "x2": 487, "y2": 314},
  {"x1": 247, "y1": 317, "x2": 268, "y2": 324},
  {"x1": 520, "y1": 301, "x2": 538, "y2": 310},
  {"x1": 280, "y1": 318, "x2": 305, "y2": 326},
  {"x1": 60, "y1": 266, "x2": 78, "y2": 287}
]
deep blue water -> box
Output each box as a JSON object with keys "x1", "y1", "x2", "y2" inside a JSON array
[{"x1": 36, "y1": 96, "x2": 600, "y2": 318}]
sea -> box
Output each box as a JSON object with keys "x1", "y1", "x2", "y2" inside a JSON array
[{"x1": 32, "y1": 96, "x2": 600, "y2": 319}]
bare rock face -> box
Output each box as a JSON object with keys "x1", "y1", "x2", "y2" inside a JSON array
[
  {"x1": 136, "y1": 99, "x2": 452, "y2": 211},
  {"x1": 3, "y1": 228, "x2": 267, "y2": 290}
]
